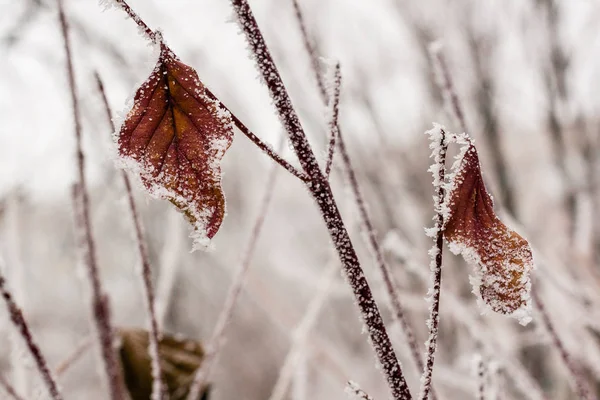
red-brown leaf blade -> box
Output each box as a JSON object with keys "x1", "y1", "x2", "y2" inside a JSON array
[
  {"x1": 118, "y1": 45, "x2": 233, "y2": 245},
  {"x1": 444, "y1": 143, "x2": 533, "y2": 323}
]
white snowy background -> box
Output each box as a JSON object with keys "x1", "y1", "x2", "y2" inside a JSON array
[{"x1": 1, "y1": 0, "x2": 600, "y2": 399}]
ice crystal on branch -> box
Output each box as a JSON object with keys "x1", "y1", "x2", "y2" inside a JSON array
[
  {"x1": 443, "y1": 139, "x2": 534, "y2": 324},
  {"x1": 117, "y1": 45, "x2": 234, "y2": 247}
]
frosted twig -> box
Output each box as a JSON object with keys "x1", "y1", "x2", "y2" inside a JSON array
[
  {"x1": 57, "y1": 3, "x2": 125, "y2": 399},
  {"x1": 95, "y1": 73, "x2": 166, "y2": 400},
  {"x1": 345, "y1": 381, "x2": 375, "y2": 400},
  {"x1": 0, "y1": 374, "x2": 25, "y2": 400},
  {"x1": 268, "y1": 261, "x2": 338, "y2": 400},
  {"x1": 102, "y1": 1, "x2": 309, "y2": 183},
  {"x1": 336, "y1": 126, "x2": 433, "y2": 398},
  {"x1": 429, "y1": 43, "x2": 467, "y2": 134},
  {"x1": 532, "y1": 287, "x2": 592, "y2": 400},
  {"x1": 324, "y1": 63, "x2": 341, "y2": 178},
  {"x1": 55, "y1": 336, "x2": 93, "y2": 376},
  {"x1": 0, "y1": 266, "x2": 63, "y2": 400},
  {"x1": 475, "y1": 354, "x2": 486, "y2": 400},
  {"x1": 186, "y1": 135, "x2": 283, "y2": 400},
  {"x1": 419, "y1": 125, "x2": 448, "y2": 400},
  {"x1": 291, "y1": 0, "x2": 326, "y2": 99},
  {"x1": 229, "y1": 0, "x2": 412, "y2": 398}
]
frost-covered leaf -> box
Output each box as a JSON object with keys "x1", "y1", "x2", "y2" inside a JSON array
[
  {"x1": 444, "y1": 142, "x2": 533, "y2": 323},
  {"x1": 118, "y1": 328, "x2": 209, "y2": 400},
  {"x1": 117, "y1": 44, "x2": 233, "y2": 244}
]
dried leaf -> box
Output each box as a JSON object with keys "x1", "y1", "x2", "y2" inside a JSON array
[
  {"x1": 118, "y1": 328, "x2": 209, "y2": 400},
  {"x1": 443, "y1": 142, "x2": 533, "y2": 322},
  {"x1": 118, "y1": 44, "x2": 233, "y2": 244}
]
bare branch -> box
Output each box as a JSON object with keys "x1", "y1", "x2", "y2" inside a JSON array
[
  {"x1": 55, "y1": 336, "x2": 93, "y2": 377},
  {"x1": 324, "y1": 63, "x2": 341, "y2": 178},
  {"x1": 186, "y1": 136, "x2": 283, "y2": 400},
  {"x1": 0, "y1": 266, "x2": 63, "y2": 400},
  {"x1": 0, "y1": 374, "x2": 25, "y2": 400},
  {"x1": 95, "y1": 73, "x2": 166, "y2": 400},
  {"x1": 533, "y1": 287, "x2": 593, "y2": 400},
  {"x1": 57, "y1": 2, "x2": 125, "y2": 398}
]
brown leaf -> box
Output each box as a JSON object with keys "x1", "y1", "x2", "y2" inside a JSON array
[
  {"x1": 118, "y1": 328, "x2": 209, "y2": 400},
  {"x1": 443, "y1": 142, "x2": 533, "y2": 321},
  {"x1": 118, "y1": 44, "x2": 233, "y2": 243}
]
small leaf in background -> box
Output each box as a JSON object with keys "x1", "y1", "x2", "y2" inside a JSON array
[
  {"x1": 118, "y1": 328, "x2": 209, "y2": 400},
  {"x1": 443, "y1": 141, "x2": 534, "y2": 324},
  {"x1": 117, "y1": 44, "x2": 233, "y2": 248}
]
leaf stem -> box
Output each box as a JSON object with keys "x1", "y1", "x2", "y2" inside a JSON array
[{"x1": 57, "y1": 2, "x2": 125, "y2": 399}]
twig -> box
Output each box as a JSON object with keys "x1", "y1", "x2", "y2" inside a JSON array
[
  {"x1": 419, "y1": 125, "x2": 448, "y2": 400},
  {"x1": 0, "y1": 374, "x2": 25, "y2": 400},
  {"x1": 105, "y1": 0, "x2": 309, "y2": 183},
  {"x1": 475, "y1": 354, "x2": 486, "y2": 400},
  {"x1": 532, "y1": 287, "x2": 592, "y2": 400},
  {"x1": 291, "y1": 0, "x2": 326, "y2": 99},
  {"x1": 205, "y1": 89, "x2": 309, "y2": 183},
  {"x1": 186, "y1": 135, "x2": 283, "y2": 400},
  {"x1": 228, "y1": 1, "x2": 412, "y2": 398},
  {"x1": 0, "y1": 266, "x2": 63, "y2": 400},
  {"x1": 324, "y1": 63, "x2": 341, "y2": 178},
  {"x1": 95, "y1": 73, "x2": 165, "y2": 400},
  {"x1": 429, "y1": 43, "x2": 467, "y2": 134},
  {"x1": 345, "y1": 381, "x2": 375, "y2": 400},
  {"x1": 55, "y1": 336, "x2": 93, "y2": 376},
  {"x1": 337, "y1": 126, "x2": 432, "y2": 397},
  {"x1": 57, "y1": 2, "x2": 125, "y2": 399},
  {"x1": 268, "y1": 260, "x2": 338, "y2": 400}
]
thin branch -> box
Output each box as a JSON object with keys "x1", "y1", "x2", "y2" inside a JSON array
[
  {"x1": 95, "y1": 73, "x2": 166, "y2": 400},
  {"x1": 475, "y1": 354, "x2": 486, "y2": 400},
  {"x1": 429, "y1": 43, "x2": 467, "y2": 134},
  {"x1": 419, "y1": 126, "x2": 448, "y2": 400},
  {"x1": 345, "y1": 381, "x2": 375, "y2": 400},
  {"x1": 104, "y1": 0, "x2": 309, "y2": 183},
  {"x1": 268, "y1": 260, "x2": 338, "y2": 400},
  {"x1": 0, "y1": 266, "x2": 63, "y2": 400},
  {"x1": 0, "y1": 374, "x2": 25, "y2": 400},
  {"x1": 228, "y1": 1, "x2": 412, "y2": 398},
  {"x1": 205, "y1": 88, "x2": 309, "y2": 182},
  {"x1": 337, "y1": 126, "x2": 433, "y2": 398},
  {"x1": 532, "y1": 287, "x2": 592, "y2": 400},
  {"x1": 291, "y1": 0, "x2": 326, "y2": 99},
  {"x1": 55, "y1": 336, "x2": 93, "y2": 376},
  {"x1": 57, "y1": 2, "x2": 125, "y2": 399},
  {"x1": 186, "y1": 137, "x2": 283, "y2": 400},
  {"x1": 324, "y1": 63, "x2": 341, "y2": 178}
]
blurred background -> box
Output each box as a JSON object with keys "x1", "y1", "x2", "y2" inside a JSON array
[{"x1": 1, "y1": 0, "x2": 600, "y2": 399}]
